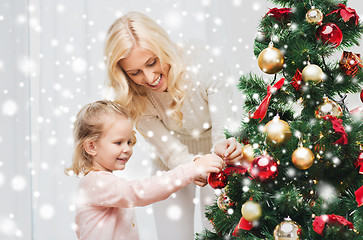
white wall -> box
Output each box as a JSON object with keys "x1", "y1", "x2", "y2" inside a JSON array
[{"x1": 1, "y1": 0, "x2": 362, "y2": 239}]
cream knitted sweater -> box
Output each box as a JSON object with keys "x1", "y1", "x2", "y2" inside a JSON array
[{"x1": 138, "y1": 45, "x2": 241, "y2": 171}]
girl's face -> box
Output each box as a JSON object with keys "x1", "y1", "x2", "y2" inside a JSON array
[
  {"x1": 119, "y1": 45, "x2": 170, "y2": 92},
  {"x1": 91, "y1": 115, "x2": 134, "y2": 172}
]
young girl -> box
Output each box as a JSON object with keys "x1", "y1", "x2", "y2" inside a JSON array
[
  {"x1": 66, "y1": 100, "x2": 224, "y2": 240},
  {"x1": 104, "y1": 11, "x2": 243, "y2": 239}
]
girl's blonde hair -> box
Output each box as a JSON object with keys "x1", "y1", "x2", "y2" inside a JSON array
[
  {"x1": 104, "y1": 11, "x2": 188, "y2": 126},
  {"x1": 65, "y1": 100, "x2": 136, "y2": 176}
]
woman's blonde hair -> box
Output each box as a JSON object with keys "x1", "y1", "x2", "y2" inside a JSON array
[
  {"x1": 65, "y1": 100, "x2": 136, "y2": 176},
  {"x1": 104, "y1": 11, "x2": 188, "y2": 126}
]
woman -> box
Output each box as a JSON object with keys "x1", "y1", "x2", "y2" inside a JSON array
[{"x1": 104, "y1": 11, "x2": 242, "y2": 240}]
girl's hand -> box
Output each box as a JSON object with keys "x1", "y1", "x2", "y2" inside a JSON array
[
  {"x1": 193, "y1": 154, "x2": 225, "y2": 186},
  {"x1": 213, "y1": 137, "x2": 243, "y2": 165}
]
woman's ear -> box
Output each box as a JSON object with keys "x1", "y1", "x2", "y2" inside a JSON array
[{"x1": 84, "y1": 139, "x2": 97, "y2": 156}]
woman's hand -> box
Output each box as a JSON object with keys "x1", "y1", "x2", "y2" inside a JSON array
[{"x1": 213, "y1": 137, "x2": 243, "y2": 165}]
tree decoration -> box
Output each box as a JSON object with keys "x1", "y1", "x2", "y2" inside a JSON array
[
  {"x1": 312, "y1": 214, "x2": 355, "y2": 236},
  {"x1": 251, "y1": 77, "x2": 285, "y2": 122},
  {"x1": 339, "y1": 51, "x2": 363, "y2": 77},
  {"x1": 356, "y1": 185, "x2": 363, "y2": 207},
  {"x1": 273, "y1": 217, "x2": 302, "y2": 240},
  {"x1": 208, "y1": 171, "x2": 228, "y2": 189},
  {"x1": 355, "y1": 151, "x2": 363, "y2": 174},
  {"x1": 292, "y1": 146, "x2": 315, "y2": 170},
  {"x1": 232, "y1": 217, "x2": 254, "y2": 236},
  {"x1": 322, "y1": 115, "x2": 348, "y2": 145},
  {"x1": 257, "y1": 42, "x2": 285, "y2": 74},
  {"x1": 315, "y1": 97, "x2": 343, "y2": 119},
  {"x1": 249, "y1": 154, "x2": 279, "y2": 181},
  {"x1": 350, "y1": 106, "x2": 363, "y2": 119},
  {"x1": 241, "y1": 200, "x2": 262, "y2": 222},
  {"x1": 327, "y1": 4, "x2": 360, "y2": 25},
  {"x1": 302, "y1": 63, "x2": 324, "y2": 83},
  {"x1": 264, "y1": 116, "x2": 291, "y2": 145},
  {"x1": 241, "y1": 144, "x2": 255, "y2": 164},
  {"x1": 316, "y1": 23, "x2": 343, "y2": 48},
  {"x1": 361, "y1": 89, "x2": 363, "y2": 103},
  {"x1": 306, "y1": 7, "x2": 323, "y2": 25},
  {"x1": 290, "y1": 69, "x2": 303, "y2": 91},
  {"x1": 265, "y1": 7, "x2": 292, "y2": 21},
  {"x1": 217, "y1": 192, "x2": 234, "y2": 212}
]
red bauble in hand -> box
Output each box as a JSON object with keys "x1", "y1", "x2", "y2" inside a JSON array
[
  {"x1": 249, "y1": 155, "x2": 278, "y2": 182},
  {"x1": 208, "y1": 171, "x2": 228, "y2": 189},
  {"x1": 316, "y1": 23, "x2": 343, "y2": 48}
]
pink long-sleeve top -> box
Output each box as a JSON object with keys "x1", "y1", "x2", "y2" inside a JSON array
[{"x1": 75, "y1": 162, "x2": 199, "y2": 240}]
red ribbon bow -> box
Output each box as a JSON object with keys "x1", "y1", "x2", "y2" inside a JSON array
[
  {"x1": 232, "y1": 217, "x2": 254, "y2": 236},
  {"x1": 313, "y1": 214, "x2": 354, "y2": 236},
  {"x1": 356, "y1": 185, "x2": 363, "y2": 207},
  {"x1": 322, "y1": 115, "x2": 348, "y2": 145},
  {"x1": 265, "y1": 8, "x2": 292, "y2": 21},
  {"x1": 251, "y1": 78, "x2": 285, "y2": 122},
  {"x1": 327, "y1": 4, "x2": 360, "y2": 25},
  {"x1": 290, "y1": 69, "x2": 302, "y2": 91}
]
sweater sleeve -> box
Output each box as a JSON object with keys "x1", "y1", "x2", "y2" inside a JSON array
[
  {"x1": 77, "y1": 162, "x2": 198, "y2": 208},
  {"x1": 137, "y1": 102, "x2": 196, "y2": 169}
]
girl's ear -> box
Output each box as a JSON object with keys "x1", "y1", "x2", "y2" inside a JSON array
[{"x1": 84, "y1": 139, "x2": 97, "y2": 156}]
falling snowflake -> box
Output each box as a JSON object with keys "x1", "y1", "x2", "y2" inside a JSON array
[
  {"x1": 167, "y1": 205, "x2": 182, "y2": 221},
  {"x1": 2, "y1": 99, "x2": 18, "y2": 116}
]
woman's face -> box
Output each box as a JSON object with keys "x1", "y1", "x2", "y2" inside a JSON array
[{"x1": 119, "y1": 45, "x2": 170, "y2": 92}]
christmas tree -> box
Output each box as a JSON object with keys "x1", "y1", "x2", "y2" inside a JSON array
[{"x1": 197, "y1": 0, "x2": 363, "y2": 239}]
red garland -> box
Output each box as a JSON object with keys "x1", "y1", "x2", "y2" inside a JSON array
[
  {"x1": 290, "y1": 69, "x2": 302, "y2": 91},
  {"x1": 313, "y1": 214, "x2": 354, "y2": 236},
  {"x1": 265, "y1": 8, "x2": 292, "y2": 21},
  {"x1": 232, "y1": 217, "x2": 254, "y2": 236},
  {"x1": 327, "y1": 4, "x2": 360, "y2": 25},
  {"x1": 322, "y1": 115, "x2": 348, "y2": 145},
  {"x1": 250, "y1": 78, "x2": 285, "y2": 122},
  {"x1": 356, "y1": 185, "x2": 363, "y2": 207}
]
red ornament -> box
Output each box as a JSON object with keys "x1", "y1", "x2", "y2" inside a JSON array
[
  {"x1": 290, "y1": 69, "x2": 303, "y2": 91},
  {"x1": 249, "y1": 154, "x2": 278, "y2": 182},
  {"x1": 316, "y1": 23, "x2": 343, "y2": 48},
  {"x1": 313, "y1": 214, "x2": 354, "y2": 236},
  {"x1": 208, "y1": 171, "x2": 228, "y2": 189},
  {"x1": 361, "y1": 89, "x2": 363, "y2": 103},
  {"x1": 265, "y1": 8, "x2": 292, "y2": 21},
  {"x1": 327, "y1": 4, "x2": 360, "y2": 25},
  {"x1": 339, "y1": 51, "x2": 363, "y2": 77}
]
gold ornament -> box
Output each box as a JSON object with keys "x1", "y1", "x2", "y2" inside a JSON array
[
  {"x1": 264, "y1": 116, "x2": 291, "y2": 145},
  {"x1": 292, "y1": 146, "x2": 315, "y2": 170},
  {"x1": 241, "y1": 144, "x2": 255, "y2": 163},
  {"x1": 257, "y1": 43, "x2": 285, "y2": 74},
  {"x1": 315, "y1": 97, "x2": 343, "y2": 118},
  {"x1": 241, "y1": 201, "x2": 262, "y2": 222},
  {"x1": 305, "y1": 7, "x2": 323, "y2": 25},
  {"x1": 302, "y1": 64, "x2": 324, "y2": 83},
  {"x1": 273, "y1": 217, "x2": 302, "y2": 240}
]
